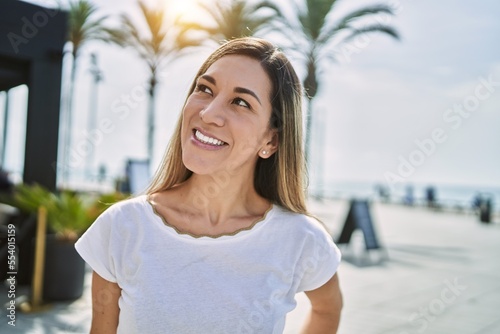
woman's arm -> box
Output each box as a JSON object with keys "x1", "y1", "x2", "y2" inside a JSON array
[
  {"x1": 91, "y1": 271, "x2": 121, "y2": 334},
  {"x1": 301, "y1": 273, "x2": 343, "y2": 334}
]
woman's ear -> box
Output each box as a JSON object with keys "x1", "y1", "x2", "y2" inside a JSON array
[{"x1": 259, "y1": 130, "x2": 279, "y2": 159}]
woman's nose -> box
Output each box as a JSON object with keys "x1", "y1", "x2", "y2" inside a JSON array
[{"x1": 199, "y1": 97, "x2": 225, "y2": 126}]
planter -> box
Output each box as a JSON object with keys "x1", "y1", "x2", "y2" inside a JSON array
[{"x1": 43, "y1": 234, "x2": 85, "y2": 301}]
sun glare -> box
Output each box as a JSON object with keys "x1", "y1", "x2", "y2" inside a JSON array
[{"x1": 164, "y1": 0, "x2": 204, "y2": 21}]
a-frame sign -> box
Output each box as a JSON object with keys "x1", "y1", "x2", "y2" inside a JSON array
[{"x1": 337, "y1": 199, "x2": 382, "y2": 250}]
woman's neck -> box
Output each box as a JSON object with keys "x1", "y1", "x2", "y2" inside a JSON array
[{"x1": 174, "y1": 172, "x2": 270, "y2": 227}]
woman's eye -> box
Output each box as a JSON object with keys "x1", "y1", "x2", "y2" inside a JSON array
[
  {"x1": 196, "y1": 84, "x2": 212, "y2": 95},
  {"x1": 233, "y1": 98, "x2": 250, "y2": 109}
]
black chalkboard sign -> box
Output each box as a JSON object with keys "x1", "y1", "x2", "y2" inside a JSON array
[{"x1": 337, "y1": 199, "x2": 381, "y2": 250}]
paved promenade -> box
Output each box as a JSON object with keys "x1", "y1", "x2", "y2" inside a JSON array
[{"x1": 2, "y1": 199, "x2": 499, "y2": 333}]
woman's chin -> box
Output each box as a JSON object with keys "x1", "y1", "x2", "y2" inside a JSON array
[{"x1": 182, "y1": 157, "x2": 216, "y2": 176}]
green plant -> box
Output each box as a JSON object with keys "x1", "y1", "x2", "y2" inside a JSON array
[
  {"x1": 48, "y1": 190, "x2": 92, "y2": 241},
  {"x1": 2, "y1": 184, "x2": 126, "y2": 242},
  {"x1": 3, "y1": 183, "x2": 55, "y2": 213}
]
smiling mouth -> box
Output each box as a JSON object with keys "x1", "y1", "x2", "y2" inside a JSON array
[{"x1": 194, "y1": 130, "x2": 227, "y2": 146}]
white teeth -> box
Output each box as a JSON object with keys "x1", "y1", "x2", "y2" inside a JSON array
[{"x1": 195, "y1": 130, "x2": 225, "y2": 146}]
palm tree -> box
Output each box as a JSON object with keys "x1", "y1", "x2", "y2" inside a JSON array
[
  {"x1": 277, "y1": 0, "x2": 400, "y2": 166},
  {"x1": 175, "y1": 0, "x2": 282, "y2": 44},
  {"x1": 61, "y1": 0, "x2": 111, "y2": 186},
  {"x1": 106, "y1": 0, "x2": 197, "y2": 163}
]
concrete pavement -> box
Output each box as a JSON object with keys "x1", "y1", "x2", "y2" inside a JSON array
[{"x1": 285, "y1": 200, "x2": 500, "y2": 334}]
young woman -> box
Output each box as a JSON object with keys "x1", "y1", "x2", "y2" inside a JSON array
[{"x1": 76, "y1": 37, "x2": 342, "y2": 333}]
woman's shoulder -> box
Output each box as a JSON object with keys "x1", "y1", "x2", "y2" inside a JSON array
[
  {"x1": 79, "y1": 195, "x2": 151, "y2": 248},
  {"x1": 95, "y1": 194, "x2": 149, "y2": 223},
  {"x1": 270, "y1": 205, "x2": 330, "y2": 235}
]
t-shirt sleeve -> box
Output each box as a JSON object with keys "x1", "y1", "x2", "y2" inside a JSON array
[
  {"x1": 296, "y1": 218, "x2": 342, "y2": 292},
  {"x1": 75, "y1": 209, "x2": 117, "y2": 283}
]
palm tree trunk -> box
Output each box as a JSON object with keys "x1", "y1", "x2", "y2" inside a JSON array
[
  {"x1": 62, "y1": 53, "x2": 78, "y2": 186},
  {"x1": 304, "y1": 97, "x2": 313, "y2": 166},
  {"x1": 85, "y1": 61, "x2": 100, "y2": 180},
  {"x1": 146, "y1": 77, "x2": 156, "y2": 164},
  {"x1": 303, "y1": 57, "x2": 317, "y2": 168}
]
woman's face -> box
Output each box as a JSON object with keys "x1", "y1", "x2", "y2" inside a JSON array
[{"x1": 181, "y1": 55, "x2": 276, "y2": 177}]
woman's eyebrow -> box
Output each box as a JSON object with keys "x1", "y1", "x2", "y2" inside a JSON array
[
  {"x1": 199, "y1": 74, "x2": 216, "y2": 85},
  {"x1": 199, "y1": 74, "x2": 262, "y2": 106},
  {"x1": 234, "y1": 87, "x2": 261, "y2": 106}
]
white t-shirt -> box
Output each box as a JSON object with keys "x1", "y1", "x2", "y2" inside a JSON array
[{"x1": 75, "y1": 195, "x2": 341, "y2": 334}]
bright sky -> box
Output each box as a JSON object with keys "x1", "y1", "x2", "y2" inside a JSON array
[{"x1": 2, "y1": 0, "x2": 500, "y2": 192}]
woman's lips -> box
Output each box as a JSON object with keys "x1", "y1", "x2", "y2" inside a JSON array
[
  {"x1": 190, "y1": 129, "x2": 228, "y2": 150},
  {"x1": 193, "y1": 129, "x2": 227, "y2": 146}
]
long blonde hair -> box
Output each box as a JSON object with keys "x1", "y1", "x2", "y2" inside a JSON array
[{"x1": 146, "y1": 37, "x2": 307, "y2": 214}]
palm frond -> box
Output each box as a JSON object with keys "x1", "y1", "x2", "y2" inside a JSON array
[
  {"x1": 178, "y1": 0, "x2": 285, "y2": 43},
  {"x1": 302, "y1": 0, "x2": 339, "y2": 40},
  {"x1": 317, "y1": 4, "x2": 398, "y2": 48},
  {"x1": 66, "y1": 0, "x2": 111, "y2": 56},
  {"x1": 343, "y1": 24, "x2": 400, "y2": 42},
  {"x1": 335, "y1": 4, "x2": 395, "y2": 25}
]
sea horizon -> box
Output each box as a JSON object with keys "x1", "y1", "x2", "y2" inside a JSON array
[{"x1": 309, "y1": 179, "x2": 500, "y2": 211}]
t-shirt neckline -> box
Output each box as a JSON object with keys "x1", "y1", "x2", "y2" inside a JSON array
[{"x1": 143, "y1": 194, "x2": 275, "y2": 240}]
